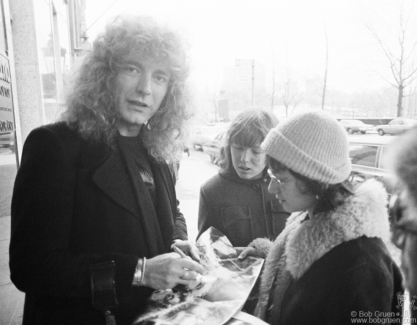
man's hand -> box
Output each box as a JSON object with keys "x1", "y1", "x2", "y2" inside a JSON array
[
  {"x1": 171, "y1": 239, "x2": 201, "y2": 262},
  {"x1": 143, "y1": 252, "x2": 204, "y2": 290}
]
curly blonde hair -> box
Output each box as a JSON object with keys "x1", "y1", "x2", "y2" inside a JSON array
[{"x1": 62, "y1": 15, "x2": 192, "y2": 162}]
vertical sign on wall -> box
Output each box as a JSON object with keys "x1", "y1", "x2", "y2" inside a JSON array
[{"x1": 0, "y1": 51, "x2": 13, "y2": 134}]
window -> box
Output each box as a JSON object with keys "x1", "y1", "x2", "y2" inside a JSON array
[
  {"x1": 349, "y1": 145, "x2": 378, "y2": 167},
  {"x1": 379, "y1": 146, "x2": 390, "y2": 169}
]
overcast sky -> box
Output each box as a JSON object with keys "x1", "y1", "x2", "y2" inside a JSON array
[{"x1": 84, "y1": 0, "x2": 417, "y2": 94}]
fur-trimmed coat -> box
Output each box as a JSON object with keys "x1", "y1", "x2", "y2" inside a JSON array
[{"x1": 254, "y1": 179, "x2": 403, "y2": 325}]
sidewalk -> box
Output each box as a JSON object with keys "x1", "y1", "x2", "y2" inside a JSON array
[{"x1": 0, "y1": 216, "x2": 24, "y2": 325}]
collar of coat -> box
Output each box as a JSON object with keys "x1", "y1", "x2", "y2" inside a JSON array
[
  {"x1": 256, "y1": 179, "x2": 390, "y2": 321},
  {"x1": 285, "y1": 178, "x2": 390, "y2": 279}
]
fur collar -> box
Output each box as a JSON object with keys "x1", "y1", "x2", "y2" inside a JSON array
[
  {"x1": 286, "y1": 178, "x2": 390, "y2": 279},
  {"x1": 255, "y1": 179, "x2": 390, "y2": 321}
]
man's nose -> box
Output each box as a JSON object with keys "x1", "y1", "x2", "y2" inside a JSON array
[{"x1": 136, "y1": 73, "x2": 152, "y2": 95}]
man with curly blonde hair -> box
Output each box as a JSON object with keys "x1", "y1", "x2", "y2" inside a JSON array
[{"x1": 10, "y1": 15, "x2": 203, "y2": 325}]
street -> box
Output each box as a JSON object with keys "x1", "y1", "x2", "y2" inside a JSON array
[
  {"x1": 176, "y1": 148, "x2": 219, "y2": 241},
  {"x1": 0, "y1": 148, "x2": 21, "y2": 325},
  {"x1": 347, "y1": 133, "x2": 397, "y2": 143},
  {"x1": 0, "y1": 148, "x2": 17, "y2": 218}
]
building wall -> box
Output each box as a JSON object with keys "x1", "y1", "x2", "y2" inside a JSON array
[
  {"x1": 11, "y1": 0, "x2": 86, "y2": 145},
  {"x1": 10, "y1": 0, "x2": 44, "y2": 145},
  {"x1": 0, "y1": 0, "x2": 86, "y2": 323}
]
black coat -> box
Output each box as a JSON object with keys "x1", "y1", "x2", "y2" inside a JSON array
[
  {"x1": 197, "y1": 165, "x2": 289, "y2": 247},
  {"x1": 9, "y1": 123, "x2": 187, "y2": 325},
  {"x1": 280, "y1": 236, "x2": 403, "y2": 325}
]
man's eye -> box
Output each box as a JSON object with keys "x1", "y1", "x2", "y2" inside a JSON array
[
  {"x1": 121, "y1": 65, "x2": 140, "y2": 75},
  {"x1": 154, "y1": 75, "x2": 168, "y2": 84}
]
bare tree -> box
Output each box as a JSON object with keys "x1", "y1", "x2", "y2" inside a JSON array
[
  {"x1": 204, "y1": 71, "x2": 224, "y2": 122},
  {"x1": 278, "y1": 69, "x2": 305, "y2": 117},
  {"x1": 364, "y1": 1, "x2": 417, "y2": 117}
]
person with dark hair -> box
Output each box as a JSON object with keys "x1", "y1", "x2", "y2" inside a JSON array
[
  {"x1": 9, "y1": 15, "x2": 203, "y2": 325},
  {"x1": 252, "y1": 110, "x2": 402, "y2": 325},
  {"x1": 197, "y1": 108, "x2": 289, "y2": 252},
  {"x1": 386, "y1": 126, "x2": 417, "y2": 321}
]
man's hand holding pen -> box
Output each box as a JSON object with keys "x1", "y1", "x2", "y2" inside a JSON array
[
  {"x1": 171, "y1": 239, "x2": 201, "y2": 262},
  {"x1": 172, "y1": 244, "x2": 204, "y2": 290},
  {"x1": 141, "y1": 252, "x2": 204, "y2": 290}
]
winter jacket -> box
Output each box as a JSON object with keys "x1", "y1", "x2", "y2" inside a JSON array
[
  {"x1": 255, "y1": 179, "x2": 403, "y2": 325},
  {"x1": 9, "y1": 122, "x2": 187, "y2": 325},
  {"x1": 197, "y1": 164, "x2": 289, "y2": 247}
]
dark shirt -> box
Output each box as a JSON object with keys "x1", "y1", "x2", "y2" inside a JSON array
[{"x1": 118, "y1": 134, "x2": 156, "y2": 205}]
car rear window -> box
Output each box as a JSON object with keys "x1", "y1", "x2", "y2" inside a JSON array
[{"x1": 349, "y1": 145, "x2": 378, "y2": 167}]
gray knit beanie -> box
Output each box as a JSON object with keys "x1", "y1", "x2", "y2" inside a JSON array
[{"x1": 262, "y1": 110, "x2": 351, "y2": 184}]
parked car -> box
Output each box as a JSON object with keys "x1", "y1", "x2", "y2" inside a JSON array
[
  {"x1": 348, "y1": 136, "x2": 396, "y2": 196},
  {"x1": 190, "y1": 124, "x2": 228, "y2": 150},
  {"x1": 374, "y1": 118, "x2": 417, "y2": 136},
  {"x1": 339, "y1": 119, "x2": 374, "y2": 134},
  {"x1": 190, "y1": 128, "x2": 209, "y2": 150},
  {"x1": 201, "y1": 131, "x2": 226, "y2": 165}
]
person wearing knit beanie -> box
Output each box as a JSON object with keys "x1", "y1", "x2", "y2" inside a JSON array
[
  {"x1": 262, "y1": 110, "x2": 352, "y2": 184},
  {"x1": 251, "y1": 110, "x2": 402, "y2": 325}
]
